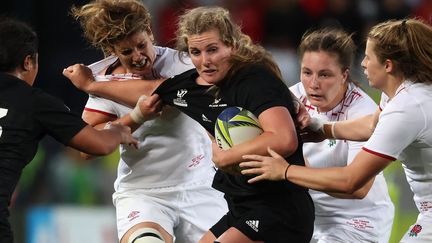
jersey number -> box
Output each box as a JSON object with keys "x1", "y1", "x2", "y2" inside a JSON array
[{"x1": 0, "y1": 108, "x2": 8, "y2": 138}]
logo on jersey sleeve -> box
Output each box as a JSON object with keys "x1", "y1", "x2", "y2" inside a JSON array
[{"x1": 173, "y1": 89, "x2": 188, "y2": 107}]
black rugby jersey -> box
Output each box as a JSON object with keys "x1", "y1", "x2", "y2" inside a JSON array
[
  {"x1": 155, "y1": 64, "x2": 306, "y2": 197},
  {"x1": 0, "y1": 73, "x2": 86, "y2": 238}
]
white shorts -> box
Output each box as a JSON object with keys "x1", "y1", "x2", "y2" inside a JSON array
[
  {"x1": 113, "y1": 177, "x2": 227, "y2": 243},
  {"x1": 310, "y1": 227, "x2": 377, "y2": 243},
  {"x1": 400, "y1": 214, "x2": 432, "y2": 243}
]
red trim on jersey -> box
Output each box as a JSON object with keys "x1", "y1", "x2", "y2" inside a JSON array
[
  {"x1": 362, "y1": 147, "x2": 396, "y2": 161},
  {"x1": 394, "y1": 87, "x2": 406, "y2": 97},
  {"x1": 84, "y1": 107, "x2": 118, "y2": 118}
]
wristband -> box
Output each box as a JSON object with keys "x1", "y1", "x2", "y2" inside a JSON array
[
  {"x1": 331, "y1": 122, "x2": 337, "y2": 139},
  {"x1": 130, "y1": 95, "x2": 148, "y2": 124},
  {"x1": 103, "y1": 121, "x2": 112, "y2": 129},
  {"x1": 284, "y1": 164, "x2": 292, "y2": 181}
]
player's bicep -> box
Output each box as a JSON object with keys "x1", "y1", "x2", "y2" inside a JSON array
[{"x1": 258, "y1": 106, "x2": 298, "y2": 155}]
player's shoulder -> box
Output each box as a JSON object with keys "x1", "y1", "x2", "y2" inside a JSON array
[
  {"x1": 347, "y1": 84, "x2": 376, "y2": 107},
  {"x1": 232, "y1": 64, "x2": 281, "y2": 86},
  {"x1": 30, "y1": 87, "x2": 65, "y2": 108},
  {"x1": 154, "y1": 46, "x2": 189, "y2": 62},
  {"x1": 153, "y1": 46, "x2": 193, "y2": 76},
  {"x1": 289, "y1": 82, "x2": 304, "y2": 98},
  {"x1": 388, "y1": 81, "x2": 427, "y2": 110}
]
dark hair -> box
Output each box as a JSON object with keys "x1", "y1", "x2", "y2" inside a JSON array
[
  {"x1": 299, "y1": 28, "x2": 357, "y2": 84},
  {"x1": 0, "y1": 17, "x2": 38, "y2": 72}
]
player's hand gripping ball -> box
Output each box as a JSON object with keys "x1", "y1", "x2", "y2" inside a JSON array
[{"x1": 215, "y1": 107, "x2": 263, "y2": 150}]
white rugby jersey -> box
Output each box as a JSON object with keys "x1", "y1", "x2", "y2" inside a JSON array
[
  {"x1": 290, "y1": 83, "x2": 394, "y2": 242},
  {"x1": 366, "y1": 80, "x2": 432, "y2": 218},
  {"x1": 86, "y1": 46, "x2": 215, "y2": 191}
]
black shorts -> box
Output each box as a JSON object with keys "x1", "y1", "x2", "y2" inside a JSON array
[
  {"x1": 0, "y1": 216, "x2": 13, "y2": 243},
  {"x1": 210, "y1": 190, "x2": 314, "y2": 243}
]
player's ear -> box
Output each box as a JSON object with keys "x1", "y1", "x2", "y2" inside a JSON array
[
  {"x1": 384, "y1": 59, "x2": 393, "y2": 73},
  {"x1": 22, "y1": 54, "x2": 35, "y2": 71}
]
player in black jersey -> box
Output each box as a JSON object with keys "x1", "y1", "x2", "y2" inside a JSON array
[
  {"x1": 0, "y1": 17, "x2": 137, "y2": 242},
  {"x1": 62, "y1": 6, "x2": 314, "y2": 243},
  {"x1": 152, "y1": 7, "x2": 314, "y2": 243}
]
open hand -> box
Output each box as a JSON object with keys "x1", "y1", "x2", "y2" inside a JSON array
[
  {"x1": 105, "y1": 122, "x2": 138, "y2": 148},
  {"x1": 240, "y1": 147, "x2": 289, "y2": 183}
]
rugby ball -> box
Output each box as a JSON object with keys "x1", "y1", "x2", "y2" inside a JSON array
[{"x1": 215, "y1": 107, "x2": 263, "y2": 150}]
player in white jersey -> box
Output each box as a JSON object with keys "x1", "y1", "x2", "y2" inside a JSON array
[
  {"x1": 240, "y1": 19, "x2": 432, "y2": 242},
  {"x1": 291, "y1": 82, "x2": 394, "y2": 243},
  {"x1": 66, "y1": 1, "x2": 227, "y2": 243},
  {"x1": 290, "y1": 29, "x2": 393, "y2": 243}
]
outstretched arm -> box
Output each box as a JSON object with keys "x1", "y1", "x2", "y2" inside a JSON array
[
  {"x1": 325, "y1": 108, "x2": 380, "y2": 141},
  {"x1": 62, "y1": 64, "x2": 164, "y2": 107},
  {"x1": 303, "y1": 108, "x2": 381, "y2": 142},
  {"x1": 240, "y1": 147, "x2": 391, "y2": 196},
  {"x1": 69, "y1": 123, "x2": 137, "y2": 156},
  {"x1": 81, "y1": 95, "x2": 163, "y2": 159}
]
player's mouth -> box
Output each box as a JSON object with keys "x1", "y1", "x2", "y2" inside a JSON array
[
  {"x1": 308, "y1": 94, "x2": 323, "y2": 100},
  {"x1": 202, "y1": 69, "x2": 216, "y2": 75},
  {"x1": 132, "y1": 58, "x2": 148, "y2": 68}
]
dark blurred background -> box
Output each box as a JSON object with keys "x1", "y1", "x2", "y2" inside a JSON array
[{"x1": 1, "y1": 0, "x2": 431, "y2": 242}]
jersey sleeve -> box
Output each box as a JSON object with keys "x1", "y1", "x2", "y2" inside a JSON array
[
  {"x1": 363, "y1": 98, "x2": 423, "y2": 161},
  {"x1": 84, "y1": 95, "x2": 118, "y2": 118},
  {"x1": 33, "y1": 90, "x2": 87, "y2": 145},
  {"x1": 160, "y1": 52, "x2": 194, "y2": 77}
]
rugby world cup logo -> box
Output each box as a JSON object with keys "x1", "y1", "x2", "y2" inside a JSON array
[{"x1": 173, "y1": 89, "x2": 188, "y2": 107}]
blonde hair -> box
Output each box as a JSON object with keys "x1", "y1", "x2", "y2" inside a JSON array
[
  {"x1": 368, "y1": 18, "x2": 432, "y2": 84},
  {"x1": 176, "y1": 6, "x2": 282, "y2": 80},
  {"x1": 71, "y1": 0, "x2": 152, "y2": 56}
]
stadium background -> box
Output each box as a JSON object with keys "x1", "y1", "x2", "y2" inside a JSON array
[{"x1": 2, "y1": 0, "x2": 431, "y2": 242}]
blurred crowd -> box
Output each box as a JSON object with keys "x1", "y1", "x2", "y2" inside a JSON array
[
  {"x1": 1, "y1": 0, "x2": 430, "y2": 240},
  {"x1": 149, "y1": 0, "x2": 431, "y2": 49}
]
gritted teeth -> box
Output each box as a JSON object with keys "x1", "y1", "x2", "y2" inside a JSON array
[{"x1": 132, "y1": 58, "x2": 148, "y2": 68}]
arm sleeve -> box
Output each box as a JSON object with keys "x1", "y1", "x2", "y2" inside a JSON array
[
  {"x1": 84, "y1": 95, "x2": 118, "y2": 118},
  {"x1": 33, "y1": 90, "x2": 87, "y2": 145},
  {"x1": 364, "y1": 100, "x2": 423, "y2": 160}
]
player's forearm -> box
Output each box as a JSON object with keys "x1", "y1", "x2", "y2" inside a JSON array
[
  {"x1": 70, "y1": 125, "x2": 121, "y2": 155},
  {"x1": 87, "y1": 79, "x2": 163, "y2": 107},
  {"x1": 216, "y1": 131, "x2": 296, "y2": 169},
  {"x1": 322, "y1": 114, "x2": 375, "y2": 141},
  {"x1": 326, "y1": 178, "x2": 374, "y2": 199},
  {"x1": 286, "y1": 165, "x2": 359, "y2": 194}
]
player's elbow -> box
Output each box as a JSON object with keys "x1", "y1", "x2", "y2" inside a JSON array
[
  {"x1": 277, "y1": 136, "x2": 298, "y2": 158},
  {"x1": 80, "y1": 152, "x2": 96, "y2": 160},
  {"x1": 340, "y1": 178, "x2": 365, "y2": 197},
  {"x1": 351, "y1": 190, "x2": 368, "y2": 199}
]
